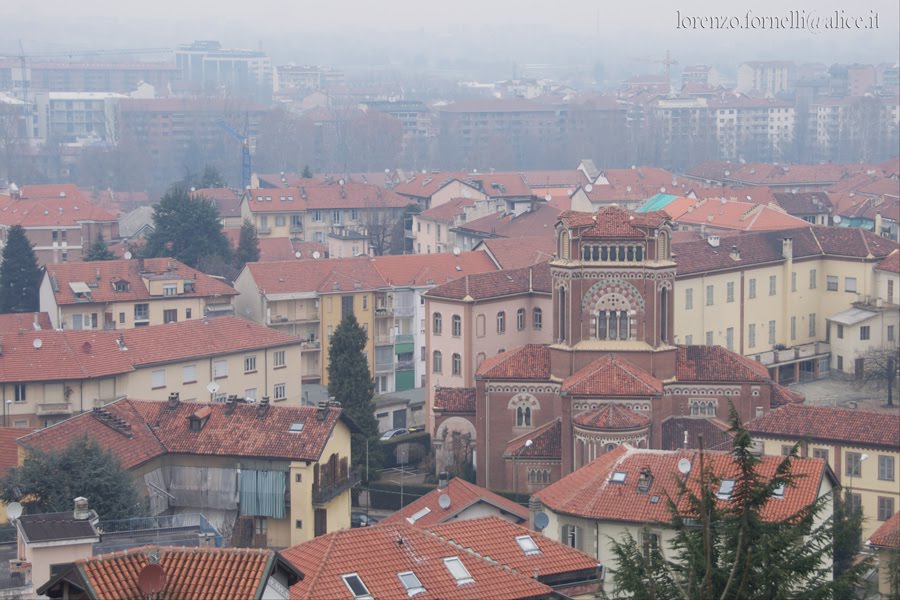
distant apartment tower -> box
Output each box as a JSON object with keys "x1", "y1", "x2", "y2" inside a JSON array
[
  {"x1": 681, "y1": 65, "x2": 721, "y2": 88},
  {"x1": 33, "y1": 92, "x2": 124, "y2": 144},
  {"x1": 176, "y1": 40, "x2": 272, "y2": 104},
  {"x1": 736, "y1": 61, "x2": 794, "y2": 97},
  {"x1": 0, "y1": 61, "x2": 180, "y2": 95}
]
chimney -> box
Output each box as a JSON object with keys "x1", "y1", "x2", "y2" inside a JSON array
[
  {"x1": 256, "y1": 396, "x2": 271, "y2": 419},
  {"x1": 781, "y1": 237, "x2": 793, "y2": 260},
  {"x1": 73, "y1": 497, "x2": 92, "y2": 521},
  {"x1": 874, "y1": 212, "x2": 883, "y2": 235},
  {"x1": 730, "y1": 245, "x2": 740, "y2": 260},
  {"x1": 116, "y1": 333, "x2": 127, "y2": 351},
  {"x1": 317, "y1": 401, "x2": 329, "y2": 421},
  {"x1": 138, "y1": 257, "x2": 145, "y2": 272},
  {"x1": 438, "y1": 471, "x2": 449, "y2": 489},
  {"x1": 167, "y1": 392, "x2": 180, "y2": 410},
  {"x1": 0, "y1": 336, "x2": 3, "y2": 355},
  {"x1": 707, "y1": 235, "x2": 720, "y2": 248},
  {"x1": 224, "y1": 394, "x2": 238, "y2": 416}
]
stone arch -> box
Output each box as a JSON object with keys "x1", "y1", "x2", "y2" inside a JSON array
[{"x1": 581, "y1": 279, "x2": 645, "y2": 311}]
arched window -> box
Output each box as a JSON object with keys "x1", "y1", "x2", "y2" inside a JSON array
[
  {"x1": 533, "y1": 308, "x2": 542, "y2": 330},
  {"x1": 543, "y1": 470, "x2": 550, "y2": 484},
  {"x1": 582, "y1": 245, "x2": 591, "y2": 260},
  {"x1": 516, "y1": 308, "x2": 526, "y2": 331},
  {"x1": 451, "y1": 315, "x2": 461, "y2": 337},
  {"x1": 605, "y1": 443, "x2": 618, "y2": 453},
  {"x1": 433, "y1": 312, "x2": 442, "y2": 335},
  {"x1": 597, "y1": 311, "x2": 608, "y2": 339},
  {"x1": 690, "y1": 401, "x2": 699, "y2": 416},
  {"x1": 452, "y1": 353, "x2": 461, "y2": 376},
  {"x1": 432, "y1": 351, "x2": 442, "y2": 373},
  {"x1": 559, "y1": 230, "x2": 570, "y2": 259},
  {"x1": 592, "y1": 245, "x2": 600, "y2": 261},
  {"x1": 658, "y1": 231, "x2": 669, "y2": 260},
  {"x1": 516, "y1": 406, "x2": 532, "y2": 427},
  {"x1": 601, "y1": 246, "x2": 609, "y2": 261},
  {"x1": 636, "y1": 246, "x2": 644, "y2": 261},
  {"x1": 528, "y1": 470, "x2": 535, "y2": 483},
  {"x1": 619, "y1": 311, "x2": 630, "y2": 340},
  {"x1": 660, "y1": 288, "x2": 669, "y2": 344},
  {"x1": 627, "y1": 246, "x2": 634, "y2": 262},
  {"x1": 476, "y1": 352, "x2": 486, "y2": 367},
  {"x1": 497, "y1": 311, "x2": 506, "y2": 334},
  {"x1": 558, "y1": 287, "x2": 567, "y2": 343}
]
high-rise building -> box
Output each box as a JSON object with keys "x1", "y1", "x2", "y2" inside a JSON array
[{"x1": 176, "y1": 40, "x2": 272, "y2": 104}]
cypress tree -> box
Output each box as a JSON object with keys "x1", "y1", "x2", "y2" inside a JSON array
[
  {"x1": 83, "y1": 232, "x2": 115, "y2": 261},
  {"x1": 0, "y1": 225, "x2": 42, "y2": 313},
  {"x1": 235, "y1": 219, "x2": 260, "y2": 270}
]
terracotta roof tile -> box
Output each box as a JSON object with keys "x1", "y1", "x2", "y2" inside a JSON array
[
  {"x1": 433, "y1": 387, "x2": 476, "y2": 413},
  {"x1": 381, "y1": 478, "x2": 528, "y2": 527},
  {"x1": 246, "y1": 188, "x2": 306, "y2": 212},
  {"x1": 417, "y1": 197, "x2": 475, "y2": 224},
  {"x1": 675, "y1": 345, "x2": 770, "y2": 383},
  {"x1": 535, "y1": 445, "x2": 828, "y2": 524},
  {"x1": 302, "y1": 181, "x2": 411, "y2": 210},
  {"x1": 563, "y1": 355, "x2": 664, "y2": 396},
  {"x1": 455, "y1": 204, "x2": 559, "y2": 239},
  {"x1": 46, "y1": 258, "x2": 236, "y2": 306},
  {"x1": 869, "y1": 511, "x2": 900, "y2": 548},
  {"x1": 19, "y1": 398, "x2": 350, "y2": 468},
  {"x1": 428, "y1": 516, "x2": 598, "y2": 578},
  {"x1": 247, "y1": 257, "x2": 386, "y2": 294},
  {"x1": 688, "y1": 161, "x2": 866, "y2": 187},
  {"x1": 475, "y1": 345, "x2": 551, "y2": 380},
  {"x1": 675, "y1": 199, "x2": 810, "y2": 232},
  {"x1": 573, "y1": 404, "x2": 651, "y2": 430},
  {"x1": 0, "y1": 188, "x2": 117, "y2": 227},
  {"x1": 772, "y1": 192, "x2": 833, "y2": 215},
  {"x1": 192, "y1": 188, "x2": 242, "y2": 218},
  {"x1": 476, "y1": 236, "x2": 556, "y2": 269},
  {"x1": 0, "y1": 312, "x2": 52, "y2": 333},
  {"x1": 75, "y1": 545, "x2": 281, "y2": 599},
  {"x1": 426, "y1": 261, "x2": 551, "y2": 301},
  {"x1": 372, "y1": 251, "x2": 498, "y2": 287},
  {"x1": 282, "y1": 521, "x2": 552, "y2": 599},
  {"x1": 521, "y1": 170, "x2": 589, "y2": 188},
  {"x1": 394, "y1": 173, "x2": 471, "y2": 199},
  {"x1": 559, "y1": 206, "x2": 668, "y2": 238},
  {"x1": 877, "y1": 249, "x2": 900, "y2": 273},
  {"x1": 0, "y1": 427, "x2": 27, "y2": 475},
  {"x1": 747, "y1": 404, "x2": 900, "y2": 449},
  {"x1": 504, "y1": 418, "x2": 561, "y2": 459},
  {"x1": 771, "y1": 384, "x2": 805, "y2": 407},
  {"x1": 660, "y1": 417, "x2": 733, "y2": 451}
]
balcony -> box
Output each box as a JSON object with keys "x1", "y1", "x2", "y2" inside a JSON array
[
  {"x1": 374, "y1": 332, "x2": 394, "y2": 346},
  {"x1": 290, "y1": 225, "x2": 303, "y2": 233},
  {"x1": 753, "y1": 341, "x2": 829, "y2": 367},
  {"x1": 258, "y1": 226, "x2": 272, "y2": 235},
  {"x1": 395, "y1": 359, "x2": 415, "y2": 372},
  {"x1": 374, "y1": 306, "x2": 394, "y2": 318},
  {"x1": 268, "y1": 314, "x2": 319, "y2": 325},
  {"x1": 36, "y1": 402, "x2": 72, "y2": 416},
  {"x1": 394, "y1": 334, "x2": 414, "y2": 345},
  {"x1": 301, "y1": 339, "x2": 321, "y2": 350},
  {"x1": 393, "y1": 305, "x2": 415, "y2": 318},
  {"x1": 313, "y1": 468, "x2": 361, "y2": 505}
]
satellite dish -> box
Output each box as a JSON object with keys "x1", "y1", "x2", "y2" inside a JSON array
[
  {"x1": 452, "y1": 247, "x2": 461, "y2": 256},
  {"x1": 206, "y1": 381, "x2": 220, "y2": 395},
  {"x1": 544, "y1": 194, "x2": 552, "y2": 202},
  {"x1": 677, "y1": 458, "x2": 692, "y2": 475},
  {"x1": 833, "y1": 215, "x2": 842, "y2": 224},
  {"x1": 312, "y1": 251, "x2": 321, "y2": 259},
  {"x1": 32, "y1": 338, "x2": 42, "y2": 349},
  {"x1": 294, "y1": 251, "x2": 302, "y2": 258},
  {"x1": 533, "y1": 512, "x2": 549, "y2": 531},
  {"x1": 5, "y1": 502, "x2": 23, "y2": 521},
  {"x1": 438, "y1": 494, "x2": 451, "y2": 510},
  {"x1": 124, "y1": 251, "x2": 133, "y2": 260},
  {"x1": 585, "y1": 184, "x2": 593, "y2": 193},
  {"x1": 338, "y1": 178, "x2": 345, "y2": 186},
  {"x1": 137, "y1": 563, "x2": 167, "y2": 596}
]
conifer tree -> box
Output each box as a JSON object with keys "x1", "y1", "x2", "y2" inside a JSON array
[
  {"x1": 83, "y1": 232, "x2": 115, "y2": 261},
  {"x1": 145, "y1": 185, "x2": 232, "y2": 269},
  {"x1": 0, "y1": 225, "x2": 42, "y2": 313},
  {"x1": 235, "y1": 219, "x2": 260, "y2": 270}
]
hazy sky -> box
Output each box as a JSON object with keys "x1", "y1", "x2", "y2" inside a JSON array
[{"x1": 1, "y1": 0, "x2": 897, "y2": 67}]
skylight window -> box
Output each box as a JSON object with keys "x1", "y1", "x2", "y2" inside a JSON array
[
  {"x1": 397, "y1": 571, "x2": 426, "y2": 597},
  {"x1": 406, "y1": 507, "x2": 431, "y2": 524},
  {"x1": 610, "y1": 471, "x2": 627, "y2": 483},
  {"x1": 717, "y1": 479, "x2": 735, "y2": 500},
  {"x1": 773, "y1": 483, "x2": 785, "y2": 498},
  {"x1": 515, "y1": 535, "x2": 541, "y2": 556},
  {"x1": 443, "y1": 557, "x2": 474, "y2": 585},
  {"x1": 341, "y1": 573, "x2": 372, "y2": 599},
  {"x1": 289, "y1": 422, "x2": 304, "y2": 433}
]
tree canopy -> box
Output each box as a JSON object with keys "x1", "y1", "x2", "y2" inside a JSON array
[
  {"x1": 83, "y1": 232, "x2": 116, "y2": 261},
  {"x1": 606, "y1": 405, "x2": 870, "y2": 600},
  {"x1": 144, "y1": 185, "x2": 232, "y2": 269},
  {"x1": 0, "y1": 436, "x2": 145, "y2": 521},
  {"x1": 235, "y1": 219, "x2": 260, "y2": 270},
  {"x1": 327, "y1": 314, "x2": 381, "y2": 478},
  {"x1": 180, "y1": 164, "x2": 227, "y2": 189},
  {"x1": 0, "y1": 224, "x2": 42, "y2": 313}
]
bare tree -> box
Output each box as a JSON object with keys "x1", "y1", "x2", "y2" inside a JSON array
[{"x1": 862, "y1": 345, "x2": 899, "y2": 407}]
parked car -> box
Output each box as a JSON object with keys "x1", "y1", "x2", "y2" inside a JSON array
[
  {"x1": 351, "y1": 512, "x2": 379, "y2": 528},
  {"x1": 380, "y1": 428, "x2": 408, "y2": 441}
]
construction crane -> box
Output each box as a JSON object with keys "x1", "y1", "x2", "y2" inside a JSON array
[
  {"x1": 627, "y1": 50, "x2": 679, "y2": 85},
  {"x1": 216, "y1": 117, "x2": 252, "y2": 191}
]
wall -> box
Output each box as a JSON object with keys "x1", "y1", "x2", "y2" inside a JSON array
[{"x1": 24, "y1": 540, "x2": 95, "y2": 591}]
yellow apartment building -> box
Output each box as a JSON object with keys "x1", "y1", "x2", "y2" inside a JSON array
[
  {"x1": 40, "y1": 258, "x2": 237, "y2": 330},
  {"x1": 748, "y1": 404, "x2": 900, "y2": 541},
  {"x1": 0, "y1": 317, "x2": 303, "y2": 429}
]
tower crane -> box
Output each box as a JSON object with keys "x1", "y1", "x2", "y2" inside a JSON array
[
  {"x1": 216, "y1": 117, "x2": 252, "y2": 191},
  {"x1": 626, "y1": 50, "x2": 679, "y2": 85}
]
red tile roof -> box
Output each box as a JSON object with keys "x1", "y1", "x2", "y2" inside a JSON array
[
  {"x1": 69, "y1": 545, "x2": 287, "y2": 599},
  {"x1": 868, "y1": 511, "x2": 900, "y2": 549},
  {"x1": 433, "y1": 387, "x2": 476, "y2": 413},
  {"x1": 475, "y1": 236, "x2": 556, "y2": 269},
  {"x1": 0, "y1": 312, "x2": 52, "y2": 333},
  {"x1": 675, "y1": 345, "x2": 771, "y2": 383},
  {"x1": 771, "y1": 384, "x2": 805, "y2": 407},
  {"x1": 19, "y1": 398, "x2": 351, "y2": 469},
  {"x1": 688, "y1": 161, "x2": 866, "y2": 187},
  {"x1": 0, "y1": 317, "x2": 299, "y2": 383},
  {"x1": 772, "y1": 191, "x2": 833, "y2": 215},
  {"x1": 535, "y1": 445, "x2": 828, "y2": 524},
  {"x1": 504, "y1": 418, "x2": 561, "y2": 459},
  {"x1": 394, "y1": 173, "x2": 472, "y2": 199},
  {"x1": 747, "y1": 404, "x2": 900, "y2": 449},
  {"x1": 46, "y1": 258, "x2": 236, "y2": 306},
  {"x1": 0, "y1": 190, "x2": 117, "y2": 227},
  {"x1": 675, "y1": 199, "x2": 810, "y2": 232},
  {"x1": 520, "y1": 170, "x2": 589, "y2": 188},
  {"x1": 372, "y1": 251, "x2": 498, "y2": 287},
  {"x1": 282, "y1": 521, "x2": 552, "y2": 599},
  {"x1": 417, "y1": 197, "x2": 474, "y2": 224},
  {"x1": 475, "y1": 345, "x2": 551, "y2": 380},
  {"x1": 563, "y1": 355, "x2": 664, "y2": 396},
  {"x1": 245, "y1": 188, "x2": 306, "y2": 213},
  {"x1": 464, "y1": 173, "x2": 534, "y2": 198},
  {"x1": 660, "y1": 417, "x2": 733, "y2": 451},
  {"x1": 877, "y1": 249, "x2": 900, "y2": 273},
  {"x1": 455, "y1": 204, "x2": 559, "y2": 239},
  {"x1": 381, "y1": 477, "x2": 528, "y2": 527},
  {"x1": 425, "y1": 261, "x2": 551, "y2": 301},
  {"x1": 193, "y1": 187, "x2": 242, "y2": 218},
  {"x1": 428, "y1": 516, "x2": 598, "y2": 578},
  {"x1": 573, "y1": 404, "x2": 651, "y2": 431},
  {"x1": 0, "y1": 427, "x2": 27, "y2": 475},
  {"x1": 559, "y1": 206, "x2": 668, "y2": 238},
  {"x1": 301, "y1": 181, "x2": 411, "y2": 210}
]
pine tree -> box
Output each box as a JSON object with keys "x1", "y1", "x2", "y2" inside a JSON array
[
  {"x1": 83, "y1": 233, "x2": 115, "y2": 261},
  {"x1": 144, "y1": 185, "x2": 232, "y2": 269},
  {"x1": 302, "y1": 165, "x2": 313, "y2": 179},
  {"x1": 606, "y1": 405, "x2": 871, "y2": 599},
  {"x1": 235, "y1": 219, "x2": 260, "y2": 270},
  {"x1": 0, "y1": 436, "x2": 145, "y2": 520},
  {"x1": 0, "y1": 225, "x2": 42, "y2": 313},
  {"x1": 327, "y1": 314, "x2": 381, "y2": 478}
]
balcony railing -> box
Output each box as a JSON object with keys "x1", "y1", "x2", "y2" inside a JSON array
[
  {"x1": 313, "y1": 469, "x2": 361, "y2": 505},
  {"x1": 36, "y1": 402, "x2": 72, "y2": 415},
  {"x1": 375, "y1": 360, "x2": 394, "y2": 373},
  {"x1": 269, "y1": 315, "x2": 320, "y2": 325},
  {"x1": 395, "y1": 359, "x2": 415, "y2": 371},
  {"x1": 258, "y1": 226, "x2": 272, "y2": 235},
  {"x1": 374, "y1": 307, "x2": 394, "y2": 318},
  {"x1": 374, "y1": 332, "x2": 394, "y2": 346},
  {"x1": 393, "y1": 305, "x2": 415, "y2": 317},
  {"x1": 290, "y1": 225, "x2": 303, "y2": 233},
  {"x1": 394, "y1": 334, "x2": 414, "y2": 345},
  {"x1": 301, "y1": 339, "x2": 321, "y2": 350}
]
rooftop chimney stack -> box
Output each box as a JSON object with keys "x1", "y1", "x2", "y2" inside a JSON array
[
  {"x1": 73, "y1": 497, "x2": 92, "y2": 521},
  {"x1": 167, "y1": 392, "x2": 180, "y2": 410},
  {"x1": 225, "y1": 395, "x2": 238, "y2": 416},
  {"x1": 730, "y1": 245, "x2": 740, "y2": 261},
  {"x1": 438, "y1": 471, "x2": 449, "y2": 489},
  {"x1": 782, "y1": 237, "x2": 793, "y2": 260},
  {"x1": 256, "y1": 396, "x2": 271, "y2": 419},
  {"x1": 317, "y1": 401, "x2": 329, "y2": 421}
]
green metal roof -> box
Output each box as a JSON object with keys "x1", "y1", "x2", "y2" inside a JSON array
[{"x1": 636, "y1": 194, "x2": 679, "y2": 213}]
